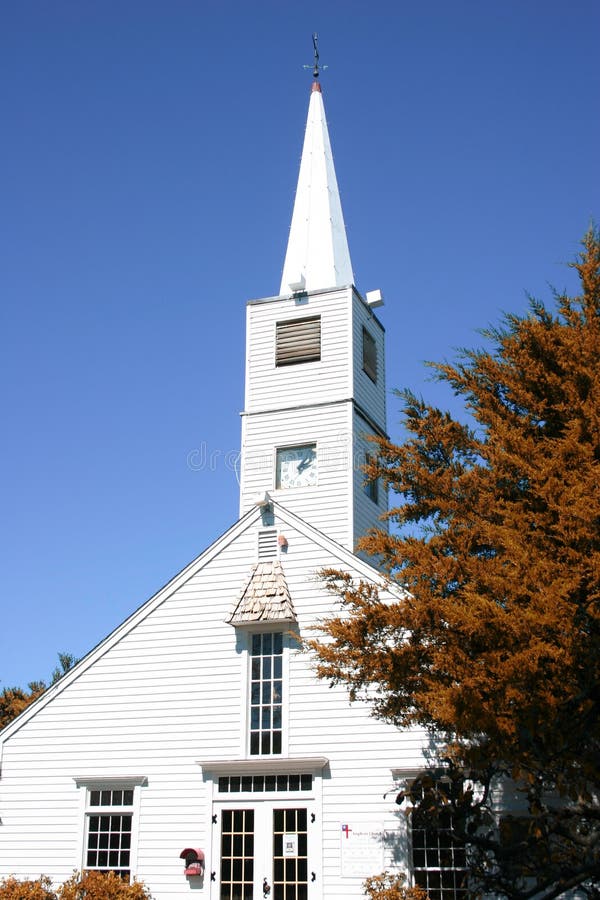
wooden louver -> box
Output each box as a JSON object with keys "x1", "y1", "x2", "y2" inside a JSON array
[
  {"x1": 362, "y1": 327, "x2": 377, "y2": 382},
  {"x1": 276, "y1": 316, "x2": 321, "y2": 366},
  {"x1": 257, "y1": 528, "x2": 278, "y2": 560}
]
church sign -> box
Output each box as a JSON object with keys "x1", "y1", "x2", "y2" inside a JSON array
[{"x1": 340, "y1": 822, "x2": 385, "y2": 877}]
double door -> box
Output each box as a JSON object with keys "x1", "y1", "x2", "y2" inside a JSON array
[{"x1": 216, "y1": 802, "x2": 315, "y2": 900}]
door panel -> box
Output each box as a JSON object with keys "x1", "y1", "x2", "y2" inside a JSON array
[{"x1": 272, "y1": 808, "x2": 308, "y2": 900}]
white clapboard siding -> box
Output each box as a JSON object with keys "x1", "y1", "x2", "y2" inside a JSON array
[
  {"x1": 0, "y1": 503, "x2": 435, "y2": 898},
  {"x1": 245, "y1": 287, "x2": 352, "y2": 412},
  {"x1": 352, "y1": 419, "x2": 389, "y2": 552},
  {"x1": 351, "y1": 292, "x2": 386, "y2": 431},
  {"x1": 239, "y1": 404, "x2": 353, "y2": 545}
]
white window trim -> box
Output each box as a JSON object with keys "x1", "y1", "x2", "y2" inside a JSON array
[
  {"x1": 198, "y1": 758, "x2": 328, "y2": 777},
  {"x1": 74, "y1": 776, "x2": 146, "y2": 880},
  {"x1": 245, "y1": 630, "x2": 289, "y2": 758},
  {"x1": 391, "y1": 768, "x2": 468, "y2": 897},
  {"x1": 198, "y1": 759, "x2": 326, "y2": 896}
]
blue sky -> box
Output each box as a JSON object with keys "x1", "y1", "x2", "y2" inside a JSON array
[{"x1": 2, "y1": 0, "x2": 599, "y2": 689}]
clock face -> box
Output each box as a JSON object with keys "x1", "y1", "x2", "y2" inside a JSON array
[{"x1": 276, "y1": 444, "x2": 317, "y2": 489}]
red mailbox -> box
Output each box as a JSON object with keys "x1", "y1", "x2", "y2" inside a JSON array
[{"x1": 180, "y1": 847, "x2": 205, "y2": 876}]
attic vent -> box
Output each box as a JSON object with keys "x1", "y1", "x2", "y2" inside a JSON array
[
  {"x1": 257, "y1": 529, "x2": 278, "y2": 560},
  {"x1": 276, "y1": 316, "x2": 321, "y2": 366}
]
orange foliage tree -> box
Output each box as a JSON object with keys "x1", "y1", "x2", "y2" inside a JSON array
[
  {"x1": 0, "y1": 653, "x2": 78, "y2": 730},
  {"x1": 311, "y1": 230, "x2": 600, "y2": 900}
]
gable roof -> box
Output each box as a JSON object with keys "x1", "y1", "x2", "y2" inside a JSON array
[{"x1": 0, "y1": 500, "x2": 401, "y2": 744}]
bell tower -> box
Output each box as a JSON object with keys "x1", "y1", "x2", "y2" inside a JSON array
[{"x1": 239, "y1": 62, "x2": 388, "y2": 553}]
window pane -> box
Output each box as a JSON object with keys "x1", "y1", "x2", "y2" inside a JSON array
[
  {"x1": 248, "y1": 632, "x2": 285, "y2": 756},
  {"x1": 220, "y1": 807, "x2": 254, "y2": 900},
  {"x1": 411, "y1": 778, "x2": 468, "y2": 900}
]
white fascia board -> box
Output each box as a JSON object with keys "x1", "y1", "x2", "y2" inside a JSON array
[
  {"x1": 247, "y1": 284, "x2": 352, "y2": 307},
  {"x1": 73, "y1": 775, "x2": 148, "y2": 788},
  {"x1": 198, "y1": 757, "x2": 329, "y2": 776},
  {"x1": 271, "y1": 499, "x2": 406, "y2": 600},
  {"x1": 0, "y1": 505, "x2": 265, "y2": 745}
]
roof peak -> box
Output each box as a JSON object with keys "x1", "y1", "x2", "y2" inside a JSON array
[{"x1": 279, "y1": 76, "x2": 354, "y2": 295}]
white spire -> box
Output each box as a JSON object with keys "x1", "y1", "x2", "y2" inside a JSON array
[{"x1": 279, "y1": 82, "x2": 354, "y2": 295}]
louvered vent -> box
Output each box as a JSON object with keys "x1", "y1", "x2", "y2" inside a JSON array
[
  {"x1": 362, "y1": 327, "x2": 377, "y2": 383},
  {"x1": 257, "y1": 529, "x2": 278, "y2": 560},
  {"x1": 276, "y1": 316, "x2": 321, "y2": 366}
]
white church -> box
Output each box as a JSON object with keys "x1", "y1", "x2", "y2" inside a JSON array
[{"x1": 0, "y1": 69, "x2": 466, "y2": 900}]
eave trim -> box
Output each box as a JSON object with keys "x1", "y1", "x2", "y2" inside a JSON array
[
  {"x1": 74, "y1": 775, "x2": 148, "y2": 788},
  {"x1": 198, "y1": 757, "x2": 329, "y2": 776}
]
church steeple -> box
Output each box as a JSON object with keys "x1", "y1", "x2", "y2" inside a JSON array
[
  {"x1": 279, "y1": 75, "x2": 354, "y2": 295},
  {"x1": 240, "y1": 52, "x2": 387, "y2": 554}
]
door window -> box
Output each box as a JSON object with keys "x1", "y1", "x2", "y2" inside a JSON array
[
  {"x1": 220, "y1": 808, "x2": 255, "y2": 900},
  {"x1": 273, "y1": 807, "x2": 308, "y2": 900}
]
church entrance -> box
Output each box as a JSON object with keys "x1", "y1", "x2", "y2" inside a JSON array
[{"x1": 214, "y1": 801, "x2": 316, "y2": 900}]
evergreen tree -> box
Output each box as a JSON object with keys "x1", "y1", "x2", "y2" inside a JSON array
[
  {"x1": 312, "y1": 230, "x2": 600, "y2": 899},
  {"x1": 0, "y1": 652, "x2": 78, "y2": 729}
]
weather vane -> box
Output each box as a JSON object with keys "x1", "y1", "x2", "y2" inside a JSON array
[{"x1": 303, "y1": 32, "x2": 328, "y2": 80}]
